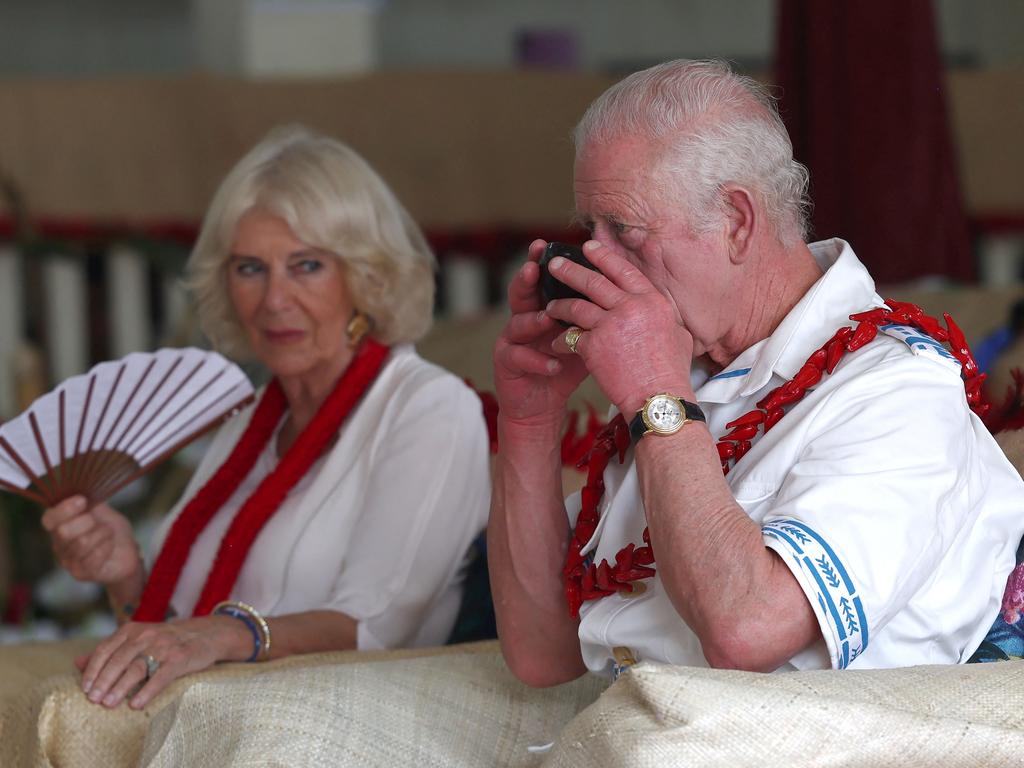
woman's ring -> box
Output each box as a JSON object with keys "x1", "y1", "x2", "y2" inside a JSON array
[
  {"x1": 564, "y1": 326, "x2": 583, "y2": 354},
  {"x1": 139, "y1": 654, "x2": 160, "y2": 680}
]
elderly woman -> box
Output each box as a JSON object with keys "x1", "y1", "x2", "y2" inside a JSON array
[{"x1": 39, "y1": 125, "x2": 490, "y2": 709}]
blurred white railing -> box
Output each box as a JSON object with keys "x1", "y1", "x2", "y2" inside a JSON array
[
  {"x1": 0, "y1": 245, "x2": 22, "y2": 419},
  {"x1": 0, "y1": 242, "x2": 192, "y2": 422},
  {"x1": 979, "y1": 235, "x2": 1024, "y2": 287}
]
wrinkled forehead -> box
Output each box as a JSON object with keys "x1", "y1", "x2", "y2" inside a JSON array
[
  {"x1": 574, "y1": 132, "x2": 672, "y2": 189},
  {"x1": 573, "y1": 137, "x2": 666, "y2": 216}
]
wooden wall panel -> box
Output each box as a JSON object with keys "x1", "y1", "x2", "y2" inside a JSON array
[{"x1": 0, "y1": 70, "x2": 1019, "y2": 229}]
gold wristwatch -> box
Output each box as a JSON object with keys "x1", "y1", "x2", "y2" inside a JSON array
[{"x1": 629, "y1": 393, "x2": 706, "y2": 441}]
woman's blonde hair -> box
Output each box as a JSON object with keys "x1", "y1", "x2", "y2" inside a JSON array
[{"x1": 186, "y1": 125, "x2": 436, "y2": 358}]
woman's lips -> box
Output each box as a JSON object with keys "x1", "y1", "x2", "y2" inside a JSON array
[{"x1": 264, "y1": 328, "x2": 306, "y2": 343}]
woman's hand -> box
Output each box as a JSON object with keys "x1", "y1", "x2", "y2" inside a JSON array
[
  {"x1": 41, "y1": 495, "x2": 143, "y2": 589},
  {"x1": 77, "y1": 615, "x2": 251, "y2": 709},
  {"x1": 492, "y1": 239, "x2": 590, "y2": 429},
  {"x1": 543, "y1": 240, "x2": 696, "y2": 415}
]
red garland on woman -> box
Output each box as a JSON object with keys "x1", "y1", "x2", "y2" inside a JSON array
[{"x1": 135, "y1": 339, "x2": 389, "y2": 622}]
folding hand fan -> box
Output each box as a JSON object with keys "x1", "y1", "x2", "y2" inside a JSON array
[{"x1": 0, "y1": 348, "x2": 254, "y2": 507}]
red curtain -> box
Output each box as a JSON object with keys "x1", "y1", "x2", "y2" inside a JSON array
[{"x1": 775, "y1": 0, "x2": 974, "y2": 283}]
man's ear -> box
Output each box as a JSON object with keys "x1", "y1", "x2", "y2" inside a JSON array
[{"x1": 722, "y1": 185, "x2": 756, "y2": 264}]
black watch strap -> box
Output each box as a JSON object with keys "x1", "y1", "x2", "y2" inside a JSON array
[{"x1": 628, "y1": 397, "x2": 706, "y2": 443}]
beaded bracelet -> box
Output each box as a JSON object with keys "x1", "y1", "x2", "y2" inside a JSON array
[
  {"x1": 216, "y1": 605, "x2": 261, "y2": 662},
  {"x1": 213, "y1": 600, "x2": 272, "y2": 662}
]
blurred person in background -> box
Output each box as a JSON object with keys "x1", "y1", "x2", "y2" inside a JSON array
[
  {"x1": 976, "y1": 298, "x2": 1024, "y2": 401},
  {"x1": 40, "y1": 125, "x2": 490, "y2": 709}
]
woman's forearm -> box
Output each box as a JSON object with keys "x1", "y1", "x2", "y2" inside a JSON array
[
  {"x1": 262, "y1": 609, "x2": 359, "y2": 659},
  {"x1": 105, "y1": 565, "x2": 147, "y2": 624}
]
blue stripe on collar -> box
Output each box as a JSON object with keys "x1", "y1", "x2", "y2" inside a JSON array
[{"x1": 708, "y1": 367, "x2": 752, "y2": 381}]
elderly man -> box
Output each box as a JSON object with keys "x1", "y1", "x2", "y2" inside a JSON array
[{"x1": 488, "y1": 59, "x2": 1024, "y2": 685}]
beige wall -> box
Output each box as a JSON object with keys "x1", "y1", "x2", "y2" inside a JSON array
[
  {"x1": 1, "y1": 0, "x2": 1022, "y2": 76},
  {"x1": 0, "y1": 69, "x2": 1020, "y2": 229}
]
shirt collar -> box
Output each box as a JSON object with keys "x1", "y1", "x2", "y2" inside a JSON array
[{"x1": 697, "y1": 238, "x2": 882, "y2": 404}]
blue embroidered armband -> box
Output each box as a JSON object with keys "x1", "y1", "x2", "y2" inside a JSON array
[
  {"x1": 879, "y1": 324, "x2": 962, "y2": 374},
  {"x1": 763, "y1": 518, "x2": 869, "y2": 668}
]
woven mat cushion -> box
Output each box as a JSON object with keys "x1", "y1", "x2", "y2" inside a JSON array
[
  {"x1": 2, "y1": 639, "x2": 576, "y2": 768},
  {"x1": 0, "y1": 638, "x2": 146, "y2": 768},
  {"x1": 544, "y1": 659, "x2": 1024, "y2": 768},
  {"x1": 7, "y1": 639, "x2": 1024, "y2": 767},
  {"x1": 141, "y1": 655, "x2": 1024, "y2": 767},
  {"x1": 140, "y1": 650, "x2": 606, "y2": 768}
]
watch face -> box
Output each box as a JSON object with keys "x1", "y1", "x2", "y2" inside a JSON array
[{"x1": 644, "y1": 395, "x2": 685, "y2": 435}]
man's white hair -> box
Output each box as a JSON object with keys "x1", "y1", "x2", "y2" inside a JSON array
[{"x1": 574, "y1": 59, "x2": 810, "y2": 245}]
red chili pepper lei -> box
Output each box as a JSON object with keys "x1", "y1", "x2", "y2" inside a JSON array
[
  {"x1": 825, "y1": 327, "x2": 854, "y2": 374},
  {"x1": 562, "y1": 301, "x2": 991, "y2": 618},
  {"x1": 764, "y1": 407, "x2": 786, "y2": 432},
  {"x1": 726, "y1": 411, "x2": 766, "y2": 429}
]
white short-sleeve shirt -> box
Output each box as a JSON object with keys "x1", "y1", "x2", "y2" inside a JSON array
[
  {"x1": 572, "y1": 239, "x2": 1024, "y2": 674},
  {"x1": 149, "y1": 345, "x2": 491, "y2": 650}
]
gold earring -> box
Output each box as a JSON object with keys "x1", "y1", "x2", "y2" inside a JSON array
[{"x1": 346, "y1": 312, "x2": 372, "y2": 348}]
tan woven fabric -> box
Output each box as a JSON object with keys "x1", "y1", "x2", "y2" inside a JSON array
[
  {"x1": 0, "y1": 638, "x2": 152, "y2": 768},
  {"x1": 140, "y1": 649, "x2": 607, "y2": 767},
  {"x1": 0, "y1": 639, "x2": 532, "y2": 768},
  {"x1": 544, "y1": 660, "x2": 1024, "y2": 768},
  {"x1": 7, "y1": 638, "x2": 1024, "y2": 767}
]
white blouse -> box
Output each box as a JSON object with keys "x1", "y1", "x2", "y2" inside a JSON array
[{"x1": 148, "y1": 345, "x2": 491, "y2": 650}]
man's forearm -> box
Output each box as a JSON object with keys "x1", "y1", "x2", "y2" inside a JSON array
[
  {"x1": 638, "y1": 425, "x2": 818, "y2": 670},
  {"x1": 488, "y1": 418, "x2": 587, "y2": 686}
]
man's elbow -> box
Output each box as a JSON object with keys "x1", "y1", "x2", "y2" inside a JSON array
[
  {"x1": 700, "y1": 627, "x2": 789, "y2": 673},
  {"x1": 500, "y1": 640, "x2": 587, "y2": 688}
]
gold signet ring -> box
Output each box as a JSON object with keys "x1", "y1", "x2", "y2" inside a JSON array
[{"x1": 564, "y1": 326, "x2": 583, "y2": 354}]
